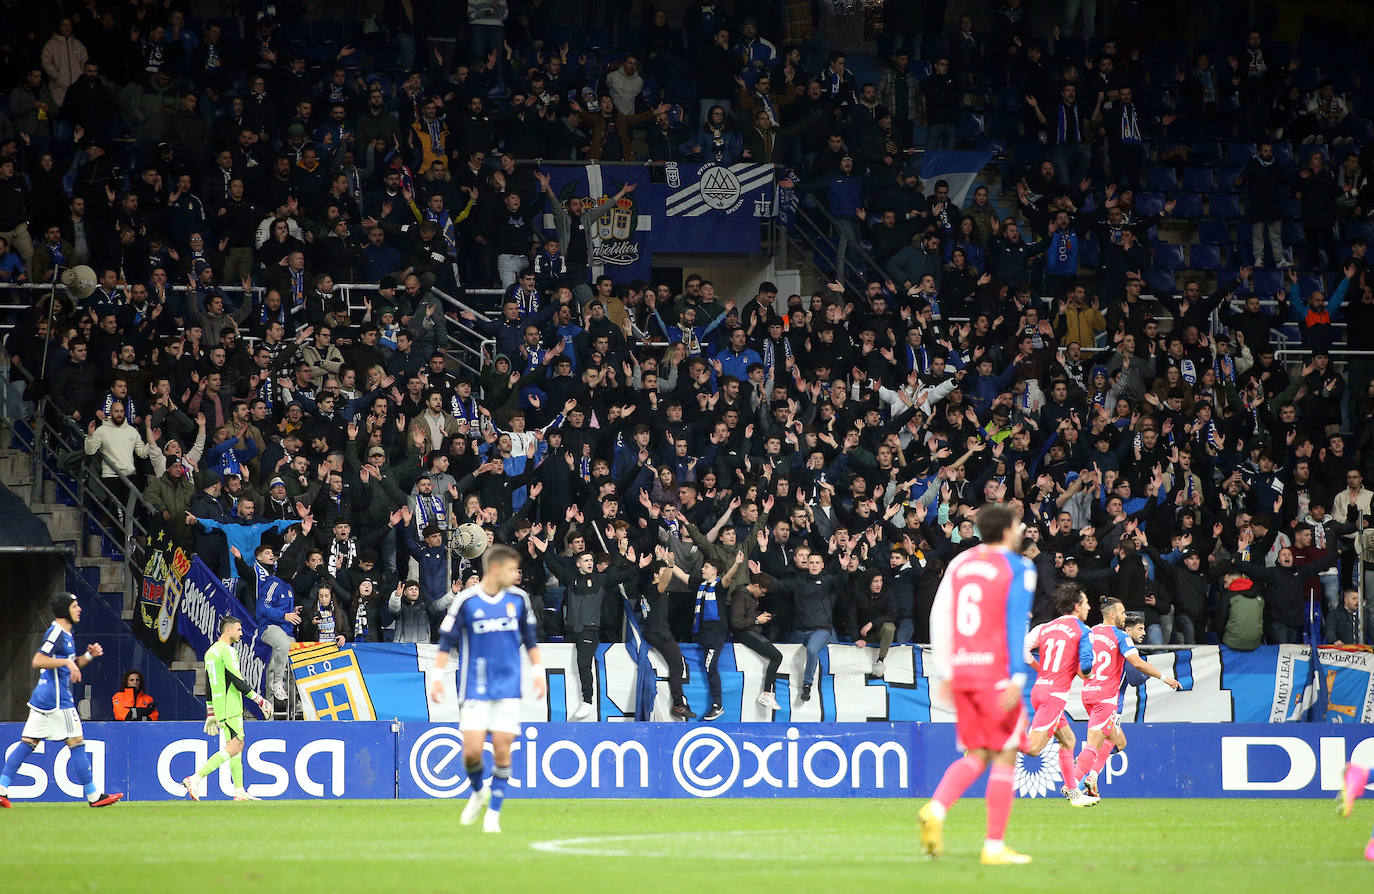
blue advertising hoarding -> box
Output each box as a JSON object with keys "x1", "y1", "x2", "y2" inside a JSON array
[{"x1": 4, "y1": 721, "x2": 1373, "y2": 801}]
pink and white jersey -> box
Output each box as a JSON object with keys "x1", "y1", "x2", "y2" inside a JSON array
[
  {"x1": 1030, "y1": 615, "x2": 1093, "y2": 698},
  {"x1": 1080, "y1": 623, "x2": 1138, "y2": 704},
  {"x1": 929, "y1": 544, "x2": 1036, "y2": 691}
]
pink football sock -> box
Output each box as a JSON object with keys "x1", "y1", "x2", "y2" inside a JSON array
[
  {"x1": 1073, "y1": 743, "x2": 1100, "y2": 781},
  {"x1": 932, "y1": 754, "x2": 986, "y2": 811},
  {"x1": 985, "y1": 764, "x2": 1015, "y2": 841},
  {"x1": 1058, "y1": 744, "x2": 1078, "y2": 789},
  {"x1": 1093, "y1": 743, "x2": 1116, "y2": 774}
]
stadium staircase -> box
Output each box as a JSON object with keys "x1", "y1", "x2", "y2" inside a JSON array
[{"x1": 0, "y1": 410, "x2": 207, "y2": 719}]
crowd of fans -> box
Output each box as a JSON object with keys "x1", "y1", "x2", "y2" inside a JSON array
[{"x1": 0, "y1": 3, "x2": 1370, "y2": 719}]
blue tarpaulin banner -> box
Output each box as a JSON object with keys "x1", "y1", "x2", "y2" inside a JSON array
[
  {"x1": 4, "y1": 721, "x2": 1373, "y2": 800},
  {"x1": 285, "y1": 643, "x2": 1374, "y2": 726},
  {"x1": 175, "y1": 555, "x2": 273, "y2": 702},
  {"x1": 538, "y1": 164, "x2": 652, "y2": 283},
  {"x1": 654, "y1": 162, "x2": 774, "y2": 254},
  {"x1": 919, "y1": 150, "x2": 993, "y2": 206}
]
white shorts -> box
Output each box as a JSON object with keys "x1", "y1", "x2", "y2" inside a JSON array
[
  {"x1": 22, "y1": 706, "x2": 82, "y2": 741},
  {"x1": 459, "y1": 699, "x2": 521, "y2": 735}
]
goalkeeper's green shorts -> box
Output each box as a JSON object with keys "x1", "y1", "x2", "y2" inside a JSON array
[{"x1": 221, "y1": 717, "x2": 244, "y2": 742}]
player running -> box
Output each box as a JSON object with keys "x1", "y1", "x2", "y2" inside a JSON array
[
  {"x1": 182, "y1": 615, "x2": 272, "y2": 801},
  {"x1": 1023, "y1": 583, "x2": 1097, "y2": 806},
  {"x1": 0, "y1": 593, "x2": 122, "y2": 808},
  {"x1": 429, "y1": 544, "x2": 545, "y2": 834},
  {"x1": 1077, "y1": 611, "x2": 1149, "y2": 798},
  {"x1": 1071, "y1": 599, "x2": 1180, "y2": 793},
  {"x1": 919, "y1": 505, "x2": 1036, "y2": 866},
  {"x1": 1339, "y1": 762, "x2": 1374, "y2": 861}
]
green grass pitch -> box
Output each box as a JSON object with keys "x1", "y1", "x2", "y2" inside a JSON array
[{"x1": 2, "y1": 798, "x2": 1368, "y2": 892}]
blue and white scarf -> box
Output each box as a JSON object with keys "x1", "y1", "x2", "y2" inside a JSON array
[{"x1": 692, "y1": 578, "x2": 721, "y2": 633}]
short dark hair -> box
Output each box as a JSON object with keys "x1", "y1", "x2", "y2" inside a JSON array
[
  {"x1": 1054, "y1": 583, "x2": 1084, "y2": 616},
  {"x1": 1100, "y1": 596, "x2": 1124, "y2": 615},
  {"x1": 219, "y1": 616, "x2": 243, "y2": 633},
  {"x1": 976, "y1": 504, "x2": 1017, "y2": 542},
  {"x1": 484, "y1": 543, "x2": 520, "y2": 568}
]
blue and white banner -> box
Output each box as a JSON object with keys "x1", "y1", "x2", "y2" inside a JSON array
[
  {"x1": 0, "y1": 722, "x2": 396, "y2": 801},
  {"x1": 539, "y1": 164, "x2": 652, "y2": 283},
  {"x1": 6, "y1": 721, "x2": 1373, "y2": 800},
  {"x1": 287, "y1": 643, "x2": 1374, "y2": 726},
  {"x1": 655, "y1": 162, "x2": 775, "y2": 254},
  {"x1": 176, "y1": 555, "x2": 273, "y2": 700},
  {"x1": 919, "y1": 150, "x2": 993, "y2": 206}
]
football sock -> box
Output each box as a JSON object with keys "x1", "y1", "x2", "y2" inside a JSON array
[
  {"x1": 229, "y1": 752, "x2": 243, "y2": 791},
  {"x1": 931, "y1": 754, "x2": 986, "y2": 813},
  {"x1": 1093, "y1": 743, "x2": 1116, "y2": 775},
  {"x1": 490, "y1": 764, "x2": 512, "y2": 813},
  {"x1": 197, "y1": 749, "x2": 231, "y2": 779},
  {"x1": 466, "y1": 757, "x2": 485, "y2": 793},
  {"x1": 985, "y1": 764, "x2": 1015, "y2": 843},
  {"x1": 69, "y1": 744, "x2": 97, "y2": 801},
  {"x1": 0, "y1": 740, "x2": 35, "y2": 790},
  {"x1": 1058, "y1": 743, "x2": 1078, "y2": 789},
  {"x1": 1073, "y1": 743, "x2": 1100, "y2": 781}
]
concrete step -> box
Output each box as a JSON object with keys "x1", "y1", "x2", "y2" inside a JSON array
[
  {"x1": 120, "y1": 606, "x2": 133, "y2": 622},
  {"x1": 172, "y1": 661, "x2": 207, "y2": 696},
  {"x1": 0, "y1": 452, "x2": 31, "y2": 483},
  {"x1": 76, "y1": 556, "x2": 127, "y2": 592},
  {"x1": 42, "y1": 480, "x2": 56, "y2": 503},
  {"x1": 32, "y1": 504, "x2": 80, "y2": 542}
]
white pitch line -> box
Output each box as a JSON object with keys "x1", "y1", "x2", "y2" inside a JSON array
[{"x1": 530, "y1": 830, "x2": 928, "y2": 861}]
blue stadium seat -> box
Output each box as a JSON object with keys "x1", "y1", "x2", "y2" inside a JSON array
[
  {"x1": 1271, "y1": 142, "x2": 1296, "y2": 166},
  {"x1": 1173, "y1": 194, "x2": 1205, "y2": 218},
  {"x1": 1146, "y1": 167, "x2": 1179, "y2": 191},
  {"x1": 1227, "y1": 141, "x2": 1258, "y2": 164},
  {"x1": 1190, "y1": 245, "x2": 1223, "y2": 269},
  {"x1": 1217, "y1": 166, "x2": 1243, "y2": 192},
  {"x1": 1253, "y1": 269, "x2": 1283, "y2": 294},
  {"x1": 957, "y1": 111, "x2": 985, "y2": 140},
  {"x1": 1343, "y1": 221, "x2": 1374, "y2": 242},
  {"x1": 1197, "y1": 219, "x2": 1231, "y2": 244},
  {"x1": 1145, "y1": 267, "x2": 1177, "y2": 293},
  {"x1": 1298, "y1": 274, "x2": 1326, "y2": 296},
  {"x1": 1210, "y1": 193, "x2": 1244, "y2": 218},
  {"x1": 1281, "y1": 196, "x2": 1302, "y2": 220},
  {"x1": 1156, "y1": 244, "x2": 1186, "y2": 267},
  {"x1": 1188, "y1": 140, "x2": 1222, "y2": 162},
  {"x1": 911, "y1": 59, "x2": 932, "y2": 82},
  {"x1": 1136, "y1": 192, "x2": 1166, "y2": 216},
  {"x1": 1283, "y1": 221, "x2": 1308, "y2": 245},
  {"x1": 1232, "y1": 244, "x2": 1255, "y2": 267},
  {"x1": 1182, "y1": 168, "x2": 1216, "y2": 191}
]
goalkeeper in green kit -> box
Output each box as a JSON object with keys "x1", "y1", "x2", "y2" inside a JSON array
[{"x1": 182, "y1": 616, "x2": 272, "y2": 801}]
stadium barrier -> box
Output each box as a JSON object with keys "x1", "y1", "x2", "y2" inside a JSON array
[
  {"x1": 3, "y1": 721, "x2": 1372, "y2": 801},
  {"x1": 285, "y1": 640, "x2": 1374, "y2": 724}
]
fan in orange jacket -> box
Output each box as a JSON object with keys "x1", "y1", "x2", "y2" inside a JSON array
[{"x1": 112, "y1": 669, "x2": 158, "y2": 721}]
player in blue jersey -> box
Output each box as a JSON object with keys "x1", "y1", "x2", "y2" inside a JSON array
[
  {"x1": 429, "y1": 544, "x2": 545, "y2": 834},
  {"x1": 0, "y1": 593, "x2": 123, "y2": 808}
]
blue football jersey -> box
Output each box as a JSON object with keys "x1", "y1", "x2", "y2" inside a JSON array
[
  {"x1": 437, "y1": 585, "x2": 539, "y2": 701},
  {"x1": 29, "y1": 622, "x2": 76, "y2": 711}
]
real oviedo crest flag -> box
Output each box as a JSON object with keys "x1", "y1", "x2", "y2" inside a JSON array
[{"x1": 540, "y1": 164, "x2": 652, "y2": 284}]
